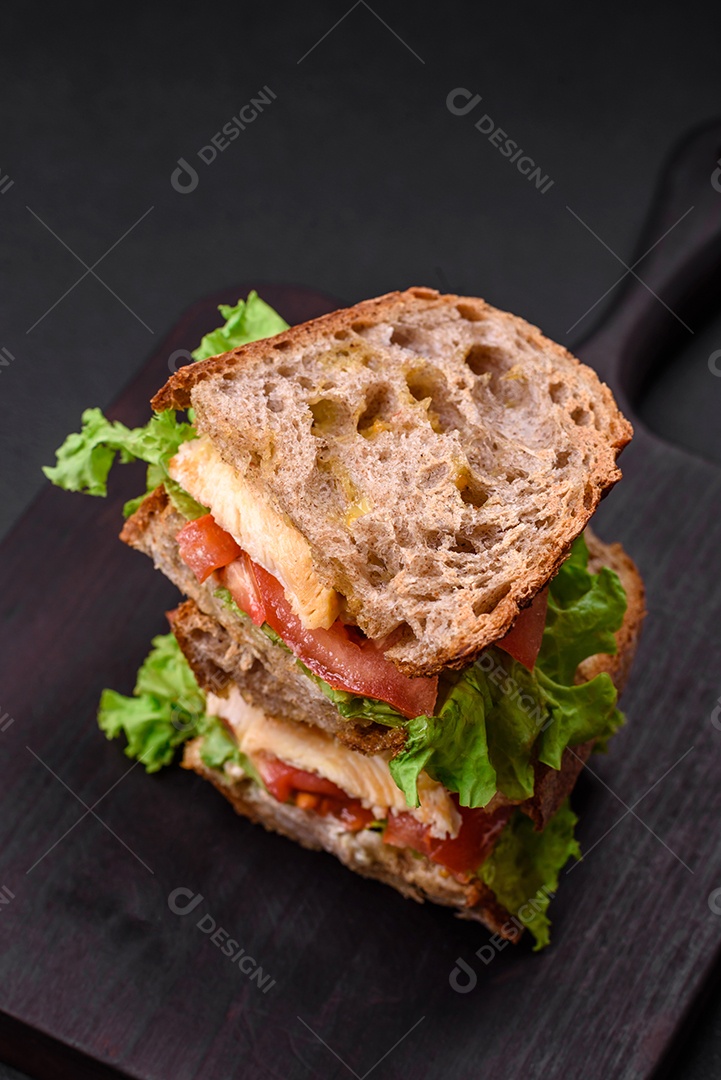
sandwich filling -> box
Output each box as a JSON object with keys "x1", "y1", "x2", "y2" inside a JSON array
[
  {"x1": 169, "y1": 434, "x2": 341, "y2": 630},
  {"x1": 96, "y1": 622, "x2": 582, "y2": 947},
  {"x1": 167, "y1": 496, "x2": 627, "y2": 811},
  {"x1": 207, "y1": 686, "x2": 461, "y2": 840},
  {"x1": 44, "y1": 291, "x2": 638, "y2": 949}
]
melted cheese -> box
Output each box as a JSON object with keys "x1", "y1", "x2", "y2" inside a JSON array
[
  {"x1": 169, "y1": 435, "x2": 340, "y2": 629},
  {"x1": 208, "y1": 688, "x2": 461, "y2": 840}
]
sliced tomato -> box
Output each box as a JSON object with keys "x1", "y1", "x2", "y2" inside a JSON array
[
  {"x1": 495, "y1": 586, "x2": 549, "y2": 671},
  {"x1": 255, "y1": 755, "x2": 375, "y2": 832},
  {"x1": 256, "y1": 755, "x2": 346, "y2": 802},
  {"x1": 178, "y1": 517, "x2": 438, "y2": 717},
  {"x1": 218, "y1": 555, "x2": 268, "y2": 626},
  {"x1": 252, "y1": 563, "x2": 438, "y2": 719},
  {"x1": 383, "y1": 800, "x2": 512, "y2": 876},
  {"x1": 382, "y1": 809, "x2": 430, "y2": 855},
  {"x1": 176, "y1": 514, "x2": 242, "y2": 584}
]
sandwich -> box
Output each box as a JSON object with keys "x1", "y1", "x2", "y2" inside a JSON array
[{"x1": 44, "y1": 287, "x2": 645, "y2": 949}]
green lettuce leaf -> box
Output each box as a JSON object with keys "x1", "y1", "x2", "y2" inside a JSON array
[
  {"x1": 97, "y1": 631, "x2": 262, "y2": 784},
  {"x1": 262, "y1": 624, "x2": 292, "y2": 651},
  {"x1": 214, "y1": 585, "x2": 248, "y2": 621},
  {"x1": 43, "y1": 407, "x2": 199, "y2": 518},
  {"x1": 390, "y1": 652, "x2": 543, "y2": 808},
  {"x1": 390, "y1": 667, "x2": 496, "y2": 807},
  {"x1": 481, "y1": 654, "x2": 545, "y2": 802},
  {"x1": 43, "y1": 408, "x2": 190, "y2": 496},
  {"x1": 533, "y1": 534, "x2": 627, "y2": 767},
  {"x1": 214, "y1": 588, "x2": 405, "y2": 723},
  {"x1": 43, "y1": 293, "x2": 288, "y2": 514},
  {"x1": 480, "y1": 800, "x2": 581, "y2": 950},
  {"x1": 161, "y1": 478, "x2": 208, "y2": 520},
  {"x1": 198, "y1": 717, "x2": 264, "y2": 785},
  {"x1": 214, "y1": 586, "x2": 293, "y2": 653},
  {"x1": 535, "y1": 669, "x2": 624, "y2": 770},
  {"x1": 199, "y1": 718, "x2": 241, "y2": 769},
  {"x1": 388, "y1": 536, "x2": 627, "y2": 808},
  {"x1": 98, "y1": 633, "x2": 205, "y2": 772},
  {"x1": 191, "y1": 290, "x2": 289, "y2": 361},
  {"x1": 537, "y1": 533, "x2": 627, "y2": 684},
  {"x1": 303, "y1": 667, "x2": 407, "y2": 727}
]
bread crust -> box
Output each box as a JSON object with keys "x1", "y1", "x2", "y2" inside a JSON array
[
  {"x1": 150, "y1": 288, "x2": 633, "y2": 675},
  {"x1": 181, "y1": 738, "x2": 523, "y2": 942},
  {"x1": 153, "y1": 290, "x2": 454, "y2": 412},
  {"x1": 119, "y1": 483, "x2": 170, "y2": 546},
  {"x1": 168, "y1": 599, "x2": 407, "y2": 755}
]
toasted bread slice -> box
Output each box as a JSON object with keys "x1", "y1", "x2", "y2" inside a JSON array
[
  {"x1": 168, "y1": 599, "x2": 405, "y2": 755},
  {"x1": 152, "y1": 288, "x2": 631, "y2": 675}
]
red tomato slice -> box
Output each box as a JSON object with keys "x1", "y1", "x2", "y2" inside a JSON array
[
  {"x1": 177, "y1": 516, "x2": 438, "y2": 717},
  {"x1": 176, "y1": 515, "x2": 242, "y2": 584},
  {"x1": 383, "y1": 800, "x2": 512, "y2": 876},
  {"x1": 256, "y1": 755, "x2": 346, "y2": 802},
  {"x1": 252, "y1": 563, "x2": 438, "y2": 719},
  {"x1": 495, "y1": 586, "x2": 549, "y2": 671},
  {"x1": 255, "y1": 756, "x2": 375, "y2": 832},
  {"x1": 218, "y1": 555, "x2": 268, "y2": 626},
  {"x1": 382, "y1": 809, "x2": 430, "y2": 855}
]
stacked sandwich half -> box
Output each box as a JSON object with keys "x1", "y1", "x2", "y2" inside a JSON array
[{"x1": 45, "y1": 288, "x2": 644, "y2": 948}]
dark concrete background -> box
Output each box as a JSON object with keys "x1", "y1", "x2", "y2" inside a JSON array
[{"x1": 1, "y1": 0, "x2": 720, "y2": 1076}]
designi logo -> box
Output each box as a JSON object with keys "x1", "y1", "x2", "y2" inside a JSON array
[
  {"x1": 711, "y1": 158, "x2": 721, "y2": 194},
  {"x1": 171, "y1": 158, "x2": 199, "y2": 195},
  {"x1": 170, "y1": 87, "x2": 277, "y2": 195},
  {"x1": 167, "y1": 887, "x2": 277, "y2": 993}
]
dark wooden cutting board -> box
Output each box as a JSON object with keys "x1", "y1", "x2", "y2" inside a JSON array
[{"x1": 2, "y1": 123, "x2": 721, "y2": 1080}]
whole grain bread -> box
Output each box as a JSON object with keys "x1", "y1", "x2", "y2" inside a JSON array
[
  {"x1": 152, "y1": 288, "x2": 632, "y2": 675},
  {"x1": 168, "y1": 599, "x2": 405, "y2": 754},
  {"x1": 182, "y1": 737, "x2": 524, "y2": 941}
]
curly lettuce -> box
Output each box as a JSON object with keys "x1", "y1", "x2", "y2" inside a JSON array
[
  {"x1": 43, "y1": 292, "x2": 287, "y2": 517},
  {"x1": 98, "y1": 632, "x2": 260, "y2": 780},
  {"x1": 389, "y1": 535, "x2": 627, "y2": 808},
  {"x1": 212, "y1": 534, "x2": 627, "y2": 811},
  {"x1": 480, "y1": 800, "x2": 581, "y2": 950},
  {"x1": 42, "y1": 408, "x2": 201, "y2": 518},
  {"x1": 98, "y1": 633, "x2": 206, "y2": 772},
  {"x1": 192, "y1": 290, "x2": 288, "y2": 361},
  {"x1": 302, "y1": 667, "x2": 408, "y2": 728}
]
